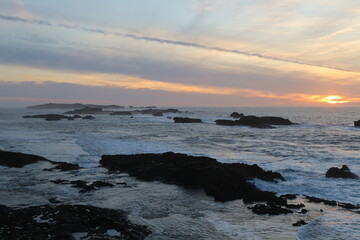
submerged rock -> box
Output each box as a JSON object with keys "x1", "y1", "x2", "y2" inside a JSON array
[
  {"x1": 100, "y1": 152, "x2": 289, "y2": 214},
  {"x1": 82, "y1": 115, "x2": 95, "y2": 120},
  {"x1": 44, "y1": 162, "x2": 80, "y2": 171},
  {"x1": 326, "y1": 165, "x2": 359, "y2": 179},
  {"x1": 230, "y1": 112, "x2": 244, "y2": 118},
  {"x1": 173, "y1": 117, "x2": 202, "y2": 123},
  {"x1": 0, "y1": 204, "x2": 150, "y2": 239}
]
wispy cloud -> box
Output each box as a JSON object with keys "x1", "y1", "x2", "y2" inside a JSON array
[{"x1": 0, "y1": 14, "x2": 358, "y2": 73}]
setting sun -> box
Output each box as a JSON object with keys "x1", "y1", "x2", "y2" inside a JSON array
[{"x1": 322, "y1": 95, "x2": 349, "y2": 104}]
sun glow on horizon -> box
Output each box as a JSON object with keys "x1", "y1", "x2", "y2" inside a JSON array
[{"x1": 321, "y1": 95, "x2": 350, "y2": 104}]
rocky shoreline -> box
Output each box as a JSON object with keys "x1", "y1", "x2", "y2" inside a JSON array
[
  {"x1": 1, "y1": 150, "x2": 359, "y2": 239},
  {"x1": 0, "y1": 204, "x2": 150, "y2": 239}
]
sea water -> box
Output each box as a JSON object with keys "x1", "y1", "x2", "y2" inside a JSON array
[{"x1": 0, "y1": 107, "x2": 359, "y2": 239}]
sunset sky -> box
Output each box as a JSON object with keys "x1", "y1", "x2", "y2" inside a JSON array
[{"x1": 1, "y1": 0, "x2": 360, "y2": 107}]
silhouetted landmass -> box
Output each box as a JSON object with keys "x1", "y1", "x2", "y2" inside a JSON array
[
  {"x1": 216, "y1": 115, "x2": 294, "y2": 128},
  {"x1": 27, "y1": 103, "x2": 124, "y2": 109},
  {"x1": 133, "y1": 108, "x2": 180, "y2": 114},
  {"x1": 64, "y1": 107, "x2": 104, "y2": 114},
  {"x1": 0, "y1": 204, "x2": 150, "y2": 239},
  {"x1": 326, "y1": 165, "x2": 359, "y2": 179},
  {"x1": 355, "y1": 120, "x2": 360, "y2": 127},
  {"x1": 173, "y1": 117, "x2": 202, "y2": 123},
  {"x1": 23, "y1": 114, "x2": 95, "y2": 121}
]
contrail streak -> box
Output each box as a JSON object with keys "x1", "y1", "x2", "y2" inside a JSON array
[{"x1": 0, "y1": 14, "x2": 357, "y2": 73}]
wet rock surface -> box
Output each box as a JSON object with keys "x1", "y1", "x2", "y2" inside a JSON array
[
  {"x1": 100, "y1": 152, "x2": 293, "y2": 214},
  {"x1": 250, "y1": 204, "x2": 293, "y2": 215},
  {"x1": 50, "y1": 179, "x2": 115, "y2": 193},
  {"x1": 0, "y1": 150, "x2": 48, "y2": 167},
  {"x1": 0, "y1": 204, "x2": 151, "y2": 240},
  {"x1": 304, "y1": 195, "x2": 360, "y2": 210},
  {"x1": 173, "y1": 117, "x2": 202, "y2": 123},
  {"x1": 326, "y1": 165, "x2": 359, "y2": 179},
  {"x1": 292, "y1": 220, "x2": 307, "y2": 227},
  {"x1": 82, "y1": 115, "x2": 96, "y2": 120},
  {"x1": 0, "y1": 150, "x2": 80, "y2": 172}
]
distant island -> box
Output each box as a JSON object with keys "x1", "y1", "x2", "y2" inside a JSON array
[{"x1": 26, "y1": 103, "x2": 125, "y2": 109}]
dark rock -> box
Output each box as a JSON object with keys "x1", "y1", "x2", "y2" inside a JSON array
[
  {"x1": 215, "y1": 115, "x2": 293, "y2": 128},
  {"x1": 173, "y1": 117, "x2": 202, "y2": 123},
  {"x1": 110, "y1": 111, "x2": 133, "y2": 116},
  {"x1": 230, "y1": 112, "x2": 244, "y2": 118},
  {"x1": 23, "y1": 114, "x2": 70, "y2": 121},
  {"x1": 292, "y1": 220, "x2": 307, "y2": 227},
  {"x1": 298, "y1": 209, "x2": 308, "y2": 214},
  {"x1": 0, "y1": 204, "x2": 150, "y2": 239},
  {"x1": 215, "y1": 119, "x2": 240, "y2": 126},
  {"x1": 326, "y1": 165, "x2": 359, "y2": 179},
  {"x1": 286, "y1": 203, "x2": 305, "y2": 209},
  {"x1": 70, "y1": 180, "x2": 96, "y2": 192},
  {"x1": 0, "y1": 150, "x2": 48, "y2": 167},
  {"x1": 303, "y1": 195, "x2": 359, "y2": 210},
  {"x1": 281, "y1": 194, "x2": 297, "y2": 200},
  {"x1": 152, "y1": 112, "x2": 163, "y2": 116},
  {"x1": 82, "y1": 115, "x2": 95, "y2": 120},
  {"x1": 73, "y1": 114, "x2": 82, "y2": 118},
  {"x1": 0, "y1": 150, "x2": 80, "y2": 172},
  {"x1": 91, "y1": 181, "x2": 114, "y2": 188},
  {"x1": 44, "y1": 162, "x2": 80, "y2": 171},
  {"x1": 45, "y1": 115, "x2": 63, "y2": 121},
  {"x1": 354, "y1": 120, "x2": 360, "y2": 127},
  {"x1": 50, "y1": 179, "x2": 70, "y2": 184},
  {"x1": 67, "y1": 117, "x2": 75, "y2": 120},
  {"x1": 251, "y1": 204, "x2": 293, "y2": 215},
  {"x1": 135, "y1": 108, "x2": 180, "y2": 115},
  {"x1": 100, "y1": 152, "x2": 287, "y2": 210},
  {"x1": 69, "y1": 180, "x2": 114, "y2": 193},
  {"x1": 48, "y1": 198, "x2": 61, "y2": 203},
  {"x1": 338, "y1": 202, "x2": 360, "y2": 209},
  {"x1": 64, "y1": 107, "x2": 103, "y2": 114}
]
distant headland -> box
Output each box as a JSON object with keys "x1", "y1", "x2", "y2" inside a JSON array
[{"x1": 26, "y1": 103, "x2": 125, "y2": 109}]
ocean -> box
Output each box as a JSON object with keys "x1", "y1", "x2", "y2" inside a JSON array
[{"x1": 0, "y1": 107, "x2": 359, "y2": 239}]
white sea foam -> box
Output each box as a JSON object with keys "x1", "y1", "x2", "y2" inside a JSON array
[{"x1": 1, "y1": 107, "x2": 359, "y2": 239}]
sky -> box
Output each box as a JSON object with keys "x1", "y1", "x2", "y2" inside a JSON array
[{"x1": 1, "y1": 0, "x2": 360, "y2": 107}]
